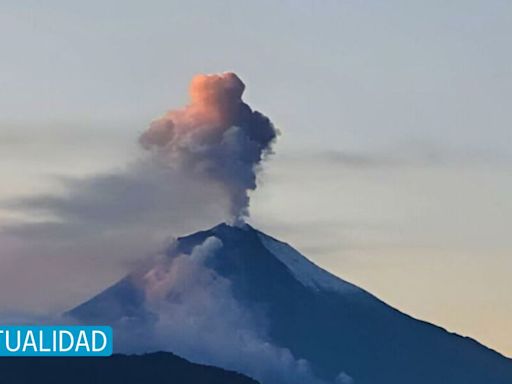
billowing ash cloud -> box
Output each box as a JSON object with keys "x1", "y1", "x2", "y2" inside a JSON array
[
  {"x1": 139, "y1": 72, "x2": 278, "y2": 222},
  {"x1": 116, "y1": 237, "x2": 328, "y2": 384},
  {"x1": 0, "y1": 72, "x2": 277, "y2": 313}
]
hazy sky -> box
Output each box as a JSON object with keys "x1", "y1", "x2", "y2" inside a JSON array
[{"x1": 1, "y1": 1, "x2": 511, "y2": 356}]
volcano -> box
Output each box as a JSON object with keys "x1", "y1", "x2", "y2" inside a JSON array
[{"x1": 68, "y1": 223, "x2": 512, "y2": 384}]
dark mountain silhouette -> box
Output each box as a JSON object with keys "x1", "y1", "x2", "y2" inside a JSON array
[
  {"x1": 0, "y1": 351, "x2": 259, "y2": 384},
  {"x1": 69, "y1": 223, "x2": 512, "y2": 384}
]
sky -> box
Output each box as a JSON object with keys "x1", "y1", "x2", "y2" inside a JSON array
[{"x1": 0, "y1": 1, "x2": 511, "y2": 356}]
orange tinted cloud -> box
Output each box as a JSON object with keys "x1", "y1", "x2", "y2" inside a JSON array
[{"x1": 139, "y1": 72, "x2": 277, "y2": 221}]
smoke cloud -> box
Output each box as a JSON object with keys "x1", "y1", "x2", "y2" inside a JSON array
[
  {"x1": 117, "y1": 236, "x2": 328, "y2": 384},
  {"x1": 139, "y1": 72, "x2": 278, "y2": 222},
  {"x1": 0, "y1": 161, "x2": 228, "y2": 313},
  {"x1": 0, "y1": 72, "x2": 276, "y2": 313}
]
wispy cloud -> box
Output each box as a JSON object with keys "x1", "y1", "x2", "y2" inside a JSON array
[
  {"x1": 278, "y1": 142, "x2": 512, "y2": 170},
  {"x1": 0, "y1": 158, "x2": 229, "y2": 313}
]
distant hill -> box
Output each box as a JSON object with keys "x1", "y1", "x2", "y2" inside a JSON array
[{"x1": 0, "y1": 351, "x2": 259, "y2": 384}]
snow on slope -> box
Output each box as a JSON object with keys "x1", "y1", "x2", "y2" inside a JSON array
[{"x1": 257, "y1": 232, "x2": 359, "y2": 294}]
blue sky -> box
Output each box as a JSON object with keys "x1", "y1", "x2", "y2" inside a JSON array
[{"x1": 1, "y1": 1, "x2": 511, "y2": 355}]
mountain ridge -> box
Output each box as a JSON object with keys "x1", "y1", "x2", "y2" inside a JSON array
[
  {"x1": 251, "y1": 224, "x2": 511, "y2": 361},
  {"x1": 0, "y1": 351, "x2": 259, "y2": 384},
  {"x1": 69, "y1": 222, "x2": 512, "y2": 384}
]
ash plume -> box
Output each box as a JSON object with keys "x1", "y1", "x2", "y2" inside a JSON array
[
  {"x1": 117, "y1": 236, "x2": 328, "y2": 384},
  {"x1": 139, "y1": 72, "x2": 278, "y2": 223},
  {"x1": 0, "y1": 72, "x2": 277, "y2": 313}
]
